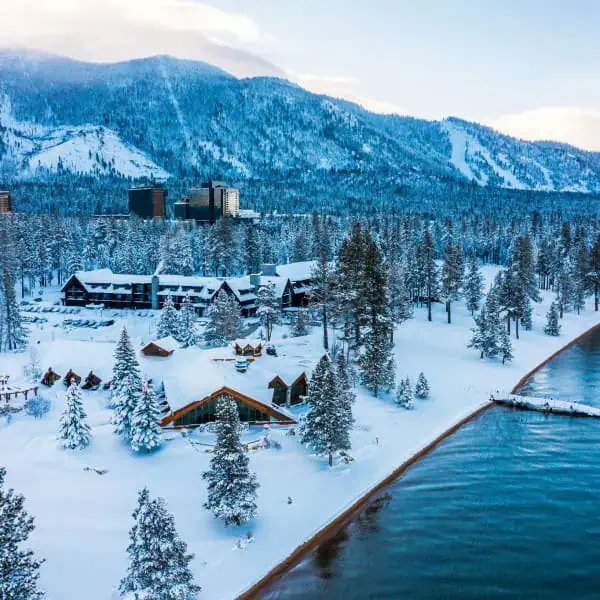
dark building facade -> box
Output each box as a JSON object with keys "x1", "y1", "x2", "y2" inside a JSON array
[
  {"x1": 174, "y1": 181, "x2": 239, "y2": 223},
  {"x1": 128, "y1": 185, "x2": 167, "y2": 219},
  {"x1": 0, "y1": 191, "x2": 12, "y2": 214}
]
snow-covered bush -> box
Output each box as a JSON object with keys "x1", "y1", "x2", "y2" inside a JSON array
[{"x1": 25, "y1": 395, "x2": 51, "y2": 419}]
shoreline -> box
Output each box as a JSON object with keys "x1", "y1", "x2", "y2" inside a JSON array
[{"x1": 237, "y1": 319, "x2": 600, "y2": 600}]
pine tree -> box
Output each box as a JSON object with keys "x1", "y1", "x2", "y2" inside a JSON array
[
  {"x1": 441, "y1": 241, "x2": 463, "y2": 324},
  {"x1": 256, "y1": 283, "x2": 280, "y2": 341},
  {"x1": 156, "y1": 295, "x2": 180, "y2": 340},
  {"x1": 387, "y1": 256, "x2": 413, "y2": 338},
  {"x1": 178, "y1": 294, "x2": 198, "y2": 348},
  {"x1": 358, "y1": 319, "x2": 396, "y2": 397},
  {"x1": 291, "y1": 307, "x2": 310, "y2": 337},
  {"x1": 58, "y1": 382, "x2": 92, "y2": 450},
  {"x1": 544, "y1": 301, "x2": 561, "y2": 336},
  {"x1": 204, "y1": 290, "x2": 241, "y2": 347},
  {"x1": 203, "y1": 395, "x2": 259, "y2": 525},
  {"x1": 589, "y1": 233, "x2": 600, "y2": 311},
  {"x1": 111, "y1": 327, "x2": 142, "y2": 404},
  {"x1": 112, "y1": 373, "x2": 142, "y2": 442},
  {"x1": 0, "y1": 231, "x2": 28, "y2": 352},
  {"x1": 415, "y1": 372, "x2": 430, "y2": 399},
  {"x1": 130, "y1": 379, "x2": 162, "y2": 453},
  {"x1": 0, "y1": 467, "x2": 45, "y2": 600},
  {"x1": 396, "y1": 377, "x2": 414, "y2": 409},
  {"x1": 468, "y1": 305, "x2": 488, "y2": 359},
  {"x1": 498, "y1": 325, "x2": 514, "y2": 364},
  {"x1": 464, "y1": 255, "x2": 484, "y2": 315},
  {"x1": 311, "y1": 246, "x2": 336, "y2": 350},
  {"x1": 416, "y1": 225, "x2": 439, "y2": 322},
  {"x1": 119, "y1": 488, "x2": 200, "y2": 600},
  {"x1": 301, "y1": 356, "x2": 352, "y2": 467}
]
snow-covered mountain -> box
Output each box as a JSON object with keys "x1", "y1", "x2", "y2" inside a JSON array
[{"x1": 1, "y1": 49, "x2": 599, "y2": 206}]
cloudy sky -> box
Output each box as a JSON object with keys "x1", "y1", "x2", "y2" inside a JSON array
[{"x1": 2, "y1": 0, "x2": 600, "y2": 150}]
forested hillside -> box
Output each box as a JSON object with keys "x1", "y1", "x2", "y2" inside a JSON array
[{"x1": 2, "y1": 49, "x2": 600, "y2": 214}]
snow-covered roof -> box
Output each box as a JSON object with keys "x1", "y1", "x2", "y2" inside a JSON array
[
  {"x1": 259, "y1": 275, "x2": 290, "y2": 299},
  {"x1": 275, "y1": 261, "x2": 316, "y2": 282},
  {"x1": 147, "y1": 336, "x2": 179, "y2": 353},
  {"x1": 233, "y1": 339, "x2": 263, "y2": 348}
]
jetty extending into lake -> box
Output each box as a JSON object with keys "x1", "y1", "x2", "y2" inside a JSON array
[{"x1": 495, "y1": 395, "x2": 600, "y2": 418}]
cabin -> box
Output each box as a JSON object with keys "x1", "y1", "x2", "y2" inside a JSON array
[
  {"x1": 233, "y1": 340, "x2": 263, "y2": 357},
  {"x1": 82, "y1": 371, "x2": 102, "y2": 390},
  {"x1": 64, "y1": 369, "x2": 82, "y2": 387},
  {"x1": 275, "y1": 261, "x2": 317, "y2": 306},
  {"x1": 268, "y1": 373, "x2": 308, "y2": 407},
  {"x1": 41, "y1": 368, "x2": 61, "y2": 386},
  {"x1": 160, "y1": 386, "x2": 296, "y2": 428},
  {"x1": 141, "y1": 336, "x2": 178, "y2": 358}
]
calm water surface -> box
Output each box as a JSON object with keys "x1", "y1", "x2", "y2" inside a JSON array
[{"x1": 261, "y1": 327, "x2": 600, "y2": 599}]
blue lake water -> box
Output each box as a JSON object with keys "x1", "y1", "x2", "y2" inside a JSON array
[{"x1": 260, "y1": 326, "x2": 600, "y2": 599}]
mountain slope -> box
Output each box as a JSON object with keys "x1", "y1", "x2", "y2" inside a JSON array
[{"x1": 1, "y1": 50, "x2": 600, "y2": 205}]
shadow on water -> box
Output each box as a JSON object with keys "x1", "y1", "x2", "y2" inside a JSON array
[{"x1": 260, "y1": 327, "x2": 600, "y2": 600}]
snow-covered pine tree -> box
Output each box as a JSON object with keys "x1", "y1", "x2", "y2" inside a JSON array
[
  {"x1": 544, "y1": 301, "x2": 561, "y2": 336},
  {"x1": 204, "y1": 290, "x2": 241, "y2": 347},
  {"x1": 291, "y1": 307, "x2": 310, "y2": 337},
  {"x1": 112, "y1": 373, "x2": 142, "y2": 442},
  {"x1": 203, "y1": 395, "x2": 259, "y2": 525},
  {"x1": 178, "y1": 293, "x2": 199, "y2": 348},
  {"x1": 256, "y1": 283, "x2": 280, "y2": 341},
  {"x1": 311, "y1": 246, "x2": 336, "y2": 350},
  {"x1": 358, "y1": 319, "x2": 396, "y2": 397},
  {"x1": 416, "y1": 225, "x2": 439, "y2": 322},
  {"x1": 0, "y1": 231, "x2": 28, "y2": 352},
  {"x1": 130, "y1": 379, "x2": 162, "y2": 453},
  {"x1": 335, "y1": 352, "x2": 355, "y2": 444},
  {"x1": 111, "y1": 327, "x2": 142, "y2": 405},
  {"x1": 521, "y1": 299, "x2": 533, "y2": 331},
  {"x1": 156, "y1": 295, "x2": 180, "y2": 340},
  {"x1": 441, "y1": 241, "x2": 463, "y2": 324},
  {"x1": 58, "y1": 381, "x2": 92, "y2": 450},
  {"x1": 415, "y1": 372, "x2": 430, "y2": 399},
  {"x1": 468, "y1": 305, "x2": 488, "y2": 359},
  {"x1": 119, "y1": 487, "x2": 200, "y2": 600},
  {"x1": 0, "y1": 467, "x2": 45, "y2": 600},
  {"x1": 464, "y1": 255, "x2": 484, "y2": 315},
  {"x1": 301, "y1": 356, "x2": 352, "y2": 467},
  {"x1": 396, "y1": 376, "x2": 414, "y2": 409},
  {"x1": 387, "y1": 256, "x2": 413, "y2": 336},
  {"x1": 498, "y1": 324, "x2": 514, "y2": 364}
]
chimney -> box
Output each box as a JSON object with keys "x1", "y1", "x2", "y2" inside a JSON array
[
  {"x1": 261, "y1": 263, "x2": 277, "y2": 276},
  {"x1": 249, "y1": 273, "x2": 261, "y2": 287}
]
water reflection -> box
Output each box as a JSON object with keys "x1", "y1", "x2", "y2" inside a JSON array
[{"x1": 261, "y1": 327, "x2": 600, "y2": 600}]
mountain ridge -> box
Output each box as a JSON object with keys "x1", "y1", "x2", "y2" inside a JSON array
[{"x1": 1, "y1": 49, "x2": 599, "y2": 210}]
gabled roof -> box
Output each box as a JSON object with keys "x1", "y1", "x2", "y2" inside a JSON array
[
  {"x1": 160, "y1": 385, "x2": 296, "y2": 427},
  {"x1": 144, "y1": 336, "x2": 179, "y2": 353},
  {"x1": 275, "y1": 261, "x2": 317, "y2": 282}
]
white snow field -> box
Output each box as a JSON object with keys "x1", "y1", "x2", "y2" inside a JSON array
[{"x1": 1, "y1": 266, "x2": 599, "y2": 600}]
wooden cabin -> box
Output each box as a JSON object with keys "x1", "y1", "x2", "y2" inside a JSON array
[
  {"x1": 141, "y1": 336, "x2": 178, "y2": 358},
  {"x1": 82, "y1": 371, "x2": 102, "y2": 390},
  {"x1": 268, "y1": 373, "x2": 308, "y2": 407},
  {"x1": 160, "y1": 386, "x2": 295, "y2": 428},
  {"x1": 233, "y1": 340, "x2": 263, "y2": 357},
  {"x1": 41, "y1": 368, "x2": 61, "y2": 387},
  {"x1": 64, "y1": 369, "x2": 82, "y2": 387}
]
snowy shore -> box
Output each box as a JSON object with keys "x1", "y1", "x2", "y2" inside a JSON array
[{"x1": 1, "y1": 265, "x2": 599, "y2": 600}]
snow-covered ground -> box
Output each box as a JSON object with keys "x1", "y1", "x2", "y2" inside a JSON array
[{"x1": 1, "y1": 265, "x2": 599, "y2": 600}]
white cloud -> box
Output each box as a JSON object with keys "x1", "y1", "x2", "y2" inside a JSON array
[
  {"x1": 291, "y1": 72, "x2": 407, "y2": 116},
  {"x1": 0, "y1": 0, "x2": 280, "y2": 77},
  {"x1": 490, "y1": 107, "x2": 600, "y2": 152}
]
